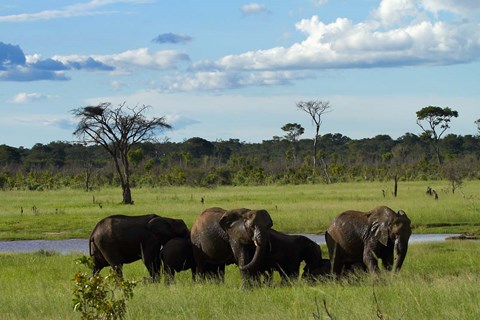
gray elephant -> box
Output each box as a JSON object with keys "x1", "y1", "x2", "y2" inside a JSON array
[
  {"x1": 160, "y1": 237, "x2": 195, "y2": 284},
  {"x1": 190, "y1": 207, "x2": 273, "y2": 284},
  {"x1": 89, "y1": 214, "x2": 190, "y2": 281},
  {"x1": 249, "y1": 229, "x2": 328, "y2": 284},
  {"x1": 325, "y1": 206, "x2": 411, "y2": 275}
]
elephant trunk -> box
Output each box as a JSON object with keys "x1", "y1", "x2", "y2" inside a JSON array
[
  {"x1": 239, "y1": 226, "x2": 269, "y2": 271},
  {"x1": 393, "y1": 238, "x2": 408, "y2": 272}
]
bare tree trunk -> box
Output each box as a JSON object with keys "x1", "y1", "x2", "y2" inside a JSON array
[
  {"x1": 320, "y1": 158, "x2": 331, "y2": 184},
  {"x1": 122, "y1": 183, "x2": 133, "y2": 204},
  {"x1": 313, "y1": 125, "x2": 319, "y2": 169},
  {"x1": 84, "y1": 162, "x2": 92, "y2": 192},
  {"x1": 394, "y1": 174, "x2": 398, "y2": 197},
  {"x1": 435, "y1": 144, "x2": 442, "y2": 165},
  {"x1": 121, "y1": 152, "x2": 133, "y2": 204}
]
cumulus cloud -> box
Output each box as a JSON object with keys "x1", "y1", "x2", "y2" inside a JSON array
[
  {"x1": 152, "y1": 33, "x2": 193, "y2": 44},
  {"x1": 421, "y1": 0, "x2": 480, "y2": 17},
  {"x1": 0, "y1": 42, "x2": 26, "y2": 66},
  {"x1": 195, "y1": 1, "x2": 480, "y2": 73},
  {"x1": 1, "y1": 41, "x2": 190, "y2": 81},
  {"x1": 0, "y1": 41, "x2": 113, "y2": 81},
  {"x1": 241, "y1": 3, "x2": 268, "y2": 15}
]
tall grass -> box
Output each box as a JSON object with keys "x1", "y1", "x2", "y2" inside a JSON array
[
  {"x1": 0, "y1": 241, "x2": 479, "y2": 319},
  {"x1": 0, "y1": 180, "x2": 479, "y2": 240}
]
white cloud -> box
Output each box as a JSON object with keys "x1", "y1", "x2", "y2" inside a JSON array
[
  {"x1": 312, "y1": 0, "x2": 328, "y2": 7},
  {"x1": 160, "y1": 70, "x2": 314, "y2": 92},
  {"x1": 110, "y1": 80, "x2": 127, "y2": 91},
  {"x1": 53, "y1": 48, "x2": 190, "y2": 73},
  {"x1": 196, "y1": 2, "x2": 480, "y2": 73},
  {"x1": 0, "y1": 0, "x2": 153, "y2": 22},
  {"x1": 241, "y1": 3, "x2": 267, "y2": 15},
  {"x1": 421, "y1": 0, "x2": 480, "y2": 16},
  {"x1": 11, "y1": 92, "x2": 51, "y2": 104},
  {"x1": 372, "y1": 0, "x2": 418, "y2": 26}
]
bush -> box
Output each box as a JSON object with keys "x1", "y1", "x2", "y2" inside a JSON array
[{"x1": 72, "y1": 256, "x2": 136, "y2": 320}]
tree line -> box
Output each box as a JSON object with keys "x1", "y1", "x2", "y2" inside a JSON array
[
  {"x1": 0, "y1": 131, "x2": 478, "y2": 191},
  {"x1": 0, "y1": 102, "x2": 477, "y2": 205}
]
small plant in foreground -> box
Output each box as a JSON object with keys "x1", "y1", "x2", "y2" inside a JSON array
[{"x1": 72, "y1": 256, "x2": 136, "y2": 320}]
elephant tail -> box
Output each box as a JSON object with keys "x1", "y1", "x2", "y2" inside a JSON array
[
  {"x1": 89, "y1": 237, "x2": 95, "y2": 257},
  {"x1": 325, "y1": 231, "x2": 336, "y2": 274}
]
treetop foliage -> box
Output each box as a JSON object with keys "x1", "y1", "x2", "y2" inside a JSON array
[{"x1": 0, "y1": 129, "x2": 478, "y2": 190}]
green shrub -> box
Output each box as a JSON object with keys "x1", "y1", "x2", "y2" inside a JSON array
[{"x1": 72, "y1": 256, "x2": 136, "y2": 320}]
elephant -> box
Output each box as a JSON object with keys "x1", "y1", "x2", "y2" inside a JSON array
[
  {"x1": 247, "y1": 229, "x2": 328, "y2": 284},
  {"x1": 89, "y1": 214, "x2": 190, "y2": 281},
  {"x1": 325, "y1": 206, "x2": 411, "y2": 276},
  {"x1": 190, "y1": 207, "x2": 273, "y2": 284},
  {"x1": 160, "y1": 237, "x2": 195, "y2": 285}
]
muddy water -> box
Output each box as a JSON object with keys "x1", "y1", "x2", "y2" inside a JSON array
[{"x1": 0, "y1": 234, "x2": 462, "y2": 254}]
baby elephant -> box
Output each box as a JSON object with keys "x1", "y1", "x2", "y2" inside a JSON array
[
  {"x1": 251, "y1": 229, "x2": 328, "y2": 284},
  {"x1": 161, "y1": 237, "x2": 195, "y2": 284}
]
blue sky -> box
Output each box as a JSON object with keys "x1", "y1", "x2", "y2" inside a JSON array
[{"x1": 1, "y1": 0, "x2": 479, "y2": 148}]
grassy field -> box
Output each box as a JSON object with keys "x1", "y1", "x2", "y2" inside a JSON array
[
  {"x1": 0, "y1": 241, "x2": 479, "y2": 319},
  {"x1": 0, "y1": 181, "x2": 479, "y2": 319},
  {"x1": 0, "y1": 180, "x2": 479, "y2": 240}
]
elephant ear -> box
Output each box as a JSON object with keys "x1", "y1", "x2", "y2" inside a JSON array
[
  {"x1": 147, "y1": 217, "x2": 171, "y2": 235},
  {"x1": 244, "y1": 209, "x2": 273, "y2": 229},
  {"x1": 219, "y1": 210, "x2": 243, "y2": 231},
  {"x1": 370, "y1": 219, "x2": 389, "y2": 246}
]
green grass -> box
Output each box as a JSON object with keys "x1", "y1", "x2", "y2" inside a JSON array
[
  {"x1": 0, "y1": 181, "x2": 479, "y2": 319},
  {"x1": 0, "y1": 180, "x2": 479, "y2": 240},
  {"x1": 0, "y1": 241, "x2": 479, "y2": 319}
]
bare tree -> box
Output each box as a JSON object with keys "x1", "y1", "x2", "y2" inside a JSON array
[
  {"x1": 72, "y1": 102, "x2": 171, "y2": 204},
  {"x1": 296, "y1": 100, "x2": 332, "y2": 182}
]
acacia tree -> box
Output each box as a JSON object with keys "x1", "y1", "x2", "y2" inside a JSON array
[
  {"x1": 416, "y1": 106, "x2": 458, "y2": 164},
  {"x1": 72, "y1": 102, "x2": 171, "y2": 204},
  {"x1": 296, "y1": 100, "x2": 332, "y2": 182},
  {"x1": 475, "y1": 118, "x2": 480, "y2": 135}
]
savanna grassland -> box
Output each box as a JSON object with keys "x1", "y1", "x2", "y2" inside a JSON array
[{"x1": 0, "y1": 180, "x2": 479, "y2": 319}]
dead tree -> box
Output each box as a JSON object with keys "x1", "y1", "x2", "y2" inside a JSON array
[
  {"x1": 72, "y1": 102, "x2": 171, "y2": 204},
  {"x1": 296, "y1": 100, "x2": 332, "y2": 183}
]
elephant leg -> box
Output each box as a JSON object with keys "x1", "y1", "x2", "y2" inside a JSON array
[
  {"x1": 192, "y1": 246, "x2": 208, "y2": 281},
  {"x1": 262, "y1": 269, "x2": 274, "y2": 285},
  {"x1": 204, "y1": 263, "x2": 225, "y2": 283},
  {"x1": 113, "y1": 264, "x2": 123, "y2": 278},
  {"x1": 382, "y1": 252, "x2": 394, "y2": 271},
  {"x1": 91, "y1": 257, "x2": 106, "y2": 276},
  {"x1": 163, "y1": 267, "x2": 175, "y2": 285},
  {"x1": 142, "y1": 245, "x2": 161, "y2": 281},
  {"x1": 363, "y1": 249, "x2": 379, "y2": 273},
  {"x1": 328, "y1": 241, "x2": 344, "y2": 277}
]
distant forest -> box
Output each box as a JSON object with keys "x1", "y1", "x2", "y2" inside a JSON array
[{"x1": 0, "y1": 132, "x2": 479, "y2": 191}]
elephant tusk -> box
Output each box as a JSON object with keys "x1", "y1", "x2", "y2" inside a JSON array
[{"x1": 254, "y1": 240, "x2": 259, "y2": 247}]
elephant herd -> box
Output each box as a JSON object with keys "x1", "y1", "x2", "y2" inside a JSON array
[{"x1": 89, "y1": 205, "x2": 412, "y2": 285}]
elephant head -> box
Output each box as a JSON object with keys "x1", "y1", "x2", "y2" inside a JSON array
[
  {"x1": 369, "y1": 207, "x2": 411, "y2": 272},
  {"x1": 148, "y1": 216, "x2": 190, "y2": 244},
  {"x1": 219, "y1": 208, "x2": 273, "y2": 271}
]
